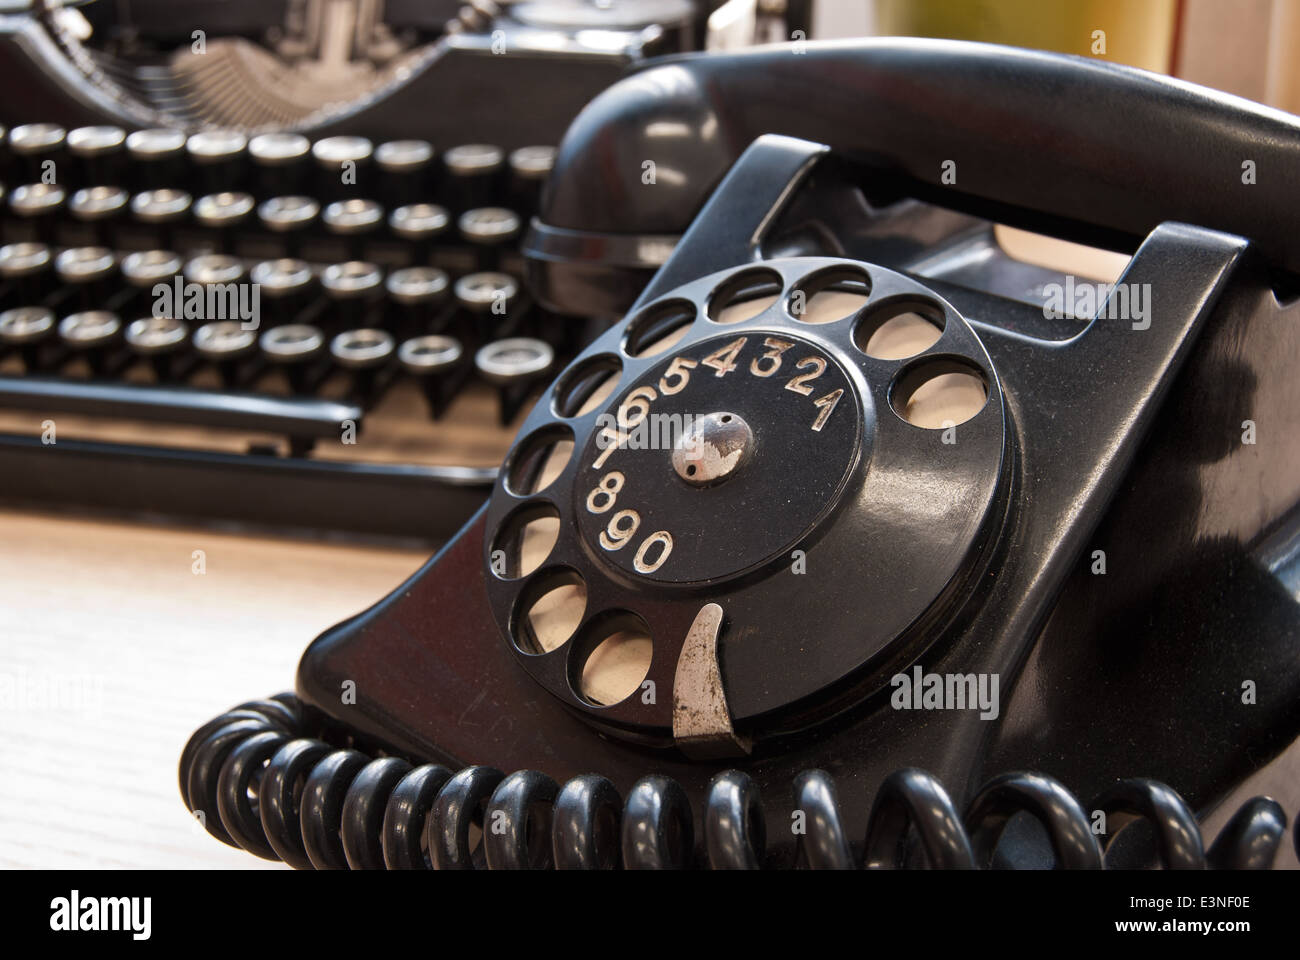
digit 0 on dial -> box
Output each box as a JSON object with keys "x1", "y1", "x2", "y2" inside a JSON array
[{"x1": 481, "y1": 258, "x2": 1007, "y2": 744}]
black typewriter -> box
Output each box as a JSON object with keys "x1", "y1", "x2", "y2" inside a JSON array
[{"x1": 0, "y1": 0, "x2": 782, "y2": 542}]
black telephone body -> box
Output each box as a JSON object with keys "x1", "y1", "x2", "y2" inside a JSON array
[{"x1": 182, "y1": 39, "x2": 1300, "y2": 870}]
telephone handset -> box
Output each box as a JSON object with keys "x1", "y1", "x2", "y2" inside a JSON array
[{"x1": 181, "y1": 40, "x2": 1300, "y2": 869}]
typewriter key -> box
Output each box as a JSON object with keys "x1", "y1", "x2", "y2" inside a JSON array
[
  {"x1": 186, "y1": 129, "x2": 249, "y2": 194},
  {"x1": 375, "y1": 140, "x2": 434, "y2": 207},
  {"x1": 321, "y1": 261, "x2": 384, "y2": 331},
  {"x1": 125, "y1": 128, "x2": 187, "y2": 191},
  {"x1": 388, "y1": 202, "x2": 450, "y2": 263},
  {"x1": 121, "y1": 249, "x2": 184, "y2": 288},
  {"x1": 66, "y1": 126, "x2": 126, "y2": 189},
  {"x1": 183, "y1": 255, "x2": 253, "y2": 336},
  {"x1": 58, "y1": 310, "x2": 123, "y2": 375},
  {"x1": 507, "y1": 145, "x2": 556, "y2": 213},
  {"x1": 330, "y1": 327, "x2": 395, "y2": 405},
  {"x1": 251, "y1": 258, "x2": 315, "y2": 327},
  {"x1": 54, "y1": 246, "x2": 117, "y2": 312},
  {"x1": 130, "y1": 188, "x2": 193, "y2": 249},
  {"x1": 8, "y1": 124, "x2": 66, "y2": 184},
  {"x1": 442, "y1": 143, "x2": 504, "y2": 212},
  {"x1": 9, "y1": 183, "x2": 66, "y2": 244},
  {"x1": 260, "y1": 323, "x2": 328, "y2": 394},
  {"x1": 458, "y1": 207, "x2": 522, "y2": 271},
  {"x1": 398, "y1": 333, "x2": 465, "y2": 418},
  {"x1": 119, "y1": 249, "x2": 183, "y2": 317},
  {"x1": 125, "y1": 316, "x2": 190, "y2": 381},
  {"x1": 474, "y1": 336, "x2": 554, "y2": 425},
  {"x1": 0, "y1": 242, "x2": 54, "y2": 308},
  {"x1": 193, "y1": 320, "x2": 259, "y2": 387},
  {"x1": 68, "y1": 186, "x2": 129, "y2": 246},
  {"x1": 385, "y1": 265, "x2": 450, "y2": 339},
  {"x1": 194, "y1": 191, "x2": 256, "y2": 252},
  {"x1": 0, "y1": 305, "x2": 55, "y2": 369},
  {"x1": 257, "y1": 195, "x2": 320, "y2": 258},
  {"x1": 248, "y1": 133, "x2": 311, "y2": 199},
  {"x1": 323, "y1": 199, "x2": 384, "y2": 260},
  {"x1": 454, "y1": 270, "x2": 521, "y2": 341},
  {"x1": 312, "y1": 136, "x2": 374, "y2": 202}
]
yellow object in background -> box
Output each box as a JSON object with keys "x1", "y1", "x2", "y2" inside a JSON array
[{"x1": 873, "y1": 0, "x2": 1178, "y2": 72}]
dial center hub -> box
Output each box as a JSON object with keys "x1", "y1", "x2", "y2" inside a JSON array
[{"x1": 671, "y1": 411, "x2": 753, "y2": 486}]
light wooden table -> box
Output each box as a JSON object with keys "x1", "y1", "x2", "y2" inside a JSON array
[{"x1": 0, "y1": 509, "x2": 427, "y2": 868}]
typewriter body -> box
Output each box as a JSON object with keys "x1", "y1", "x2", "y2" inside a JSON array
[
  {"x1": 175, "y1": 39, "x2": 1300, "y2": 870},
  {"x1": 0, "y1": 0, "x2": 749, "y2": 541}
]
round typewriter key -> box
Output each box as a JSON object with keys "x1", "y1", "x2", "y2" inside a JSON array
[
  {"x1": 331, "y1": 326, "x2": 395, "y2": 404},
  {"x1": 121, "y1": 249, "x2": 184, "y2": 288},
  {"x1": 187, "y1": 129, "x2": 248, "y2": 193},
  {"x1": 323, "y1": 198, "x2": 384, "y2": 259},
  {"x1": 458, "y1": 207, "x2": 521, "y2": 270},
  {"x1": 69, "y1": 185, "x2": 128, "y2": 220},
  {"x1": 321, "y1": 260, "x2": 383, "y2": 330},
  {"x1": 130, "y1": 188, "x2": 193, "y2": 249},
  {"x1": 183, "y1": 253, "x2": 246, "y2": 286},
  {"x1": 119, "y1": 249, "x2": 183, "y2": 318},
  {"x1": 251, "y1": 258, "x2": 315, "y2": 326},
  {"x1": 125, "y1": 315, "x2": 190, "y2": 381},
  {"x1": 59, "y1": 310, "x2": 123, "y2": 374},
  {"x1": 69, "y1": 185, "x2": 129, "y2": 245},
  {"x1": 454, "y1": 270, "x2": 522, "y2": 339},
  {"x1": 9, "y1": 123, "x2": 66, "y2": 183},
  {"x1": 55, "y1": 246, "x2": 117, "y2": 310},
  {"x1": 375, "y1": 139, "x2": 433, "y2": 207},
  {"x1": 442, "y1": 143, "x2": 503, "y2": 212},
  {"x1": 330, "y1": 327, "x2": 394, "y2": 368},
  {"x1": 0, "y1": 305, "x2": 56, "y2": 369},
  {"x1": 398, "y1": 333, "x2": 464, "y2": 418},
  {"x1": 507, "y1": 145, "x2": 556, "y2": 212},
  {"x1": 257, "y1": 195, "x2": 319, "y2": 257},
  {"x1": 385, "y1": 265, "x2": 450, "y2": 338},
  {"x1": 312, "y1": 136, "x2": 373, "y2": 201},
  {"x1": 474, "y1": 335, "x2": 553, "y2": 424},
  {"x1": 125, "y1": 128, "x2": 187, "y2": 191},
  {"x1": 248, "y1": 133, "x2": 311, "y2": 199},
  {"x1": 184, "y1": 255, "x2": 252, "y2": 334},
  {"x1": 9, "y1": 183, "x2": 66, "y2": 243},
  {"x1": 0, "y1": 241, "x2": 54, "y2": 307},
  {"x1": 388, "y1": 202, "x2": 449, "y2": 263},
  {"x1": 66, "y1": 125, "x2": 126, "y2": 188},
  {"x1": 194, "y1": 191, "x2": 256, "y2": 251},
  {"x1": 260, "y1": 323, "x2": 327, "y2": 393},
  {"x1": 194, "y1": 319, "x2": 259, "y2": 387}
]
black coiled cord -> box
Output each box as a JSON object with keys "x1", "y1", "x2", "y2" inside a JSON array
[{"x1": 180, "y1": 694, "x2": 1296, "y2": 869}]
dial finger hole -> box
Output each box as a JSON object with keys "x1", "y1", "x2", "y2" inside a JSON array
[
  {"x1": 623, "y1": 298, "x2": 696, "y2": 358},
  {"x1": 553, "y1": 354, "x2": 622, "y2": 418},
  {"x1": 707, "y1": 268, "x2": 784, "y2": 325},
  {"x1": 512, "y1": 568, "x2": 587, "y2": 655},
  {"x1": 491, "y1": 502, "x2": 560, "y2": 580},
  {"x1": 891, "y1": 358, "x2": 989, "y2": 429},
  {"x1": 504, "y1": 424, "x2": 574, "y2": 496},
  {"x1": 854, "y1": 298, "x2": 946, "y2": 360},
  {"x1": 571, "y1": 612, "x2": 653, "y2": 707},
  {"x1": 789, "y1": 265, "x2": 871, "y2": 324}
]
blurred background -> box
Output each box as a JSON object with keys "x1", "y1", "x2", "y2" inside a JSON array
[{"x1": 815, "y1": 0, "x2": 1300, "y2": 112}]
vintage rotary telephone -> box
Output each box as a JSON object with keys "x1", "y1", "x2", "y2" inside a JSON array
[{"x1": 181, "y1": 39, "x2": 1300, "y2": 869}]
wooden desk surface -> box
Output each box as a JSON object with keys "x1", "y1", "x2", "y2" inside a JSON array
[{"x1": 0, "y1": 509, "x2": 427, "y2": 868}]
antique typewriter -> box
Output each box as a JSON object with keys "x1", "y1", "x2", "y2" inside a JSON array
[{"x1": 0, "y1": 0, "x2": 778, "y2": 541}]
